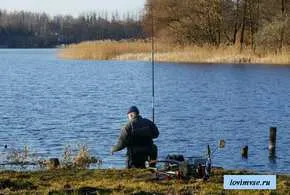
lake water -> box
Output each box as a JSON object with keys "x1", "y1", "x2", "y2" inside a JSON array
[{"x1": 0, "y1": 49, "x2": 289, "y2": 173}]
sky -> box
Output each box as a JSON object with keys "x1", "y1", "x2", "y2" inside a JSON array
[{"x1": 0, "y1": 0, "x2": 146, "y2": 17}]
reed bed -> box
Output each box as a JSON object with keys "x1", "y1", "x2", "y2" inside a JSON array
[
  {"x1": 255, "y1": 51, "x2": 290, "y2": 65},
  {"x1": 0, "y1": 168, "x2": 289, "y2": 194},
  {"x1": 59, "y1": 40, "x2": 290, "y2": 65},
  {"x1": 59, "y1": 40, "x2": 173, "y2": 60}
]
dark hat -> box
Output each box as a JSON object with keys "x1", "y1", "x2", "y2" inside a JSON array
[{"x1": 127, "y1": 106, "x2": 139, "y2": 114}]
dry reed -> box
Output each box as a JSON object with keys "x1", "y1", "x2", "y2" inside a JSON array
[{"x1": 59, "y1": 40, "x2": 290, "y2": 65}]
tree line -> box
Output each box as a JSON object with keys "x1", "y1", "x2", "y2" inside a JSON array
[
  {"x1": 1, "y1": 1, "x2": 289, "y2": 51},
  {"x1": 0, "y1": 10, "x2": 145, "y2": 48},
  {"x1": 143, "y1": 0, "x2": 290, "y2": 53}
]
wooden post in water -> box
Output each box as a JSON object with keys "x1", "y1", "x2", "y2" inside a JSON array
[
  {"x1": 268, "y1": 127, "x2": 277, "y2": 158},
  {"x1": 241, "y1": 145, "x2": 248, "y2": 158}
]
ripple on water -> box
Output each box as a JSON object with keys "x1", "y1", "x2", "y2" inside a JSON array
[{"x1": 0, "y1": 50, "x2": 290, "y2": 173}]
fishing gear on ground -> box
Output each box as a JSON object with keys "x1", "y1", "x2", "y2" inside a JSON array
[
  {"x1": 147, "y1": 154, "x2": 211, "y2": 180},
  {"x1": 146, "y1": 141, "x2": 225, "y2": 181}
]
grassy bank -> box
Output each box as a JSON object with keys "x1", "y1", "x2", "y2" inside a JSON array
[
  {"x1": 0, "y1": 168, "x2": 289, "y2": 194},
  {"x1": 59, "y1": 40, "x2": 290, "y2": 65}
]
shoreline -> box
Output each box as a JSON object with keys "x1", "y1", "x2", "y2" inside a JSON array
[
  {"x1": 58, "y1": 40, "x2": 290, "y2": 65},
  {"x1": 112, "y1": 52, "x2": 290, "y2": 66},
  {"x1": 0, "y1": 168, "x2": 289, "y2": 194},
  {"x1": 60, "y1": 51, "x2": 290, "y2": 66}
]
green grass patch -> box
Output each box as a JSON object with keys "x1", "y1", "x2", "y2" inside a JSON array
[{"x1": 0, "y1": 168, "x2": 289, "y2": 194}]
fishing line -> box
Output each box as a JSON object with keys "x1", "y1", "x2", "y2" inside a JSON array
[{"x1": 151, "y1": 4, "x2": 155, "y2": 123}]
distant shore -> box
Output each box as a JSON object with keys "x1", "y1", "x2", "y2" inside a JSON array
[
  {"x1": 0, "y1": 168, "x2": 289, "y2": 194},
  {"x1": 59, "y1": 40, "x2": 290, "y2": 65}
]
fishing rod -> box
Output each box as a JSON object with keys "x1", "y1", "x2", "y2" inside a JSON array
[{"x1": 151, "y1": 3, "x2": 155, "y2": 123}]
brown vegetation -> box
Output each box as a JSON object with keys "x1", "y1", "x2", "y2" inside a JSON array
[
  {"x1": 59, "y1": 40, "x2": 290, "y2": 64},
  {"x1": 60, "y1": 0, "x2": 290, "y2": 65},
  {"x1": 59, "y1": 40, "x2": 169, "y2": 60},
  {"x1": 143, "y1": 0, "x2": 290, "y2": 53}
]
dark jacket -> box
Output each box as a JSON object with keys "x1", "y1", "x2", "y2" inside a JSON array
[{"x1": 112, "y1": 115, "x2": 159, "y2": 153}]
